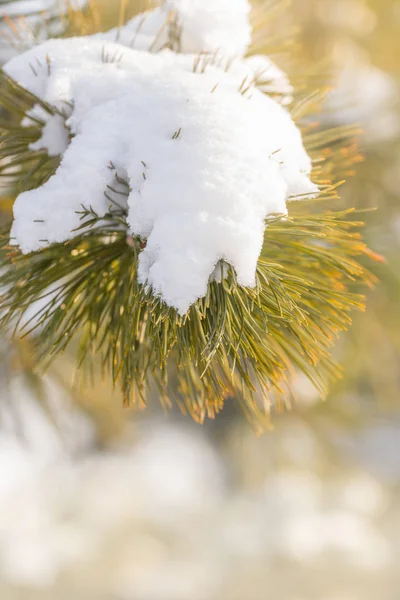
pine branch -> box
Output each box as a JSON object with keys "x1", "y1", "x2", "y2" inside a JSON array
[{"x1": 0, "y1": 200, "x2": 375, "y2": 428}]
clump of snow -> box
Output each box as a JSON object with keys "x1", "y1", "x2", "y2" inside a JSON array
[
  {"x1": 93, "y1": 0, "x2": 252, "y2": 58},
  {"x1": 92, "y1": 0, "x2": 291, "y2": 104},
  {"x1": 21, "y1": 104, "x2": 70, "y2": 156},
  {"x1": 4, "y1": 0, "x2": 317, "y2": 314},
  {"x1": 163, "y1": 0, "x2": 252, "y2": 56},
  {"x1": 29, "y1": 114, "x2": 70, "y2": 157},
  {"x1": 5, "y1": 36, "x2": 317, "y2": 314}
]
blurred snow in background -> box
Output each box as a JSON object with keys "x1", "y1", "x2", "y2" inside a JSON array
[
  {"x1": 325, "y1": 40, "x2": 399, "y2": 144},
  {"x1": 0, "y1": 382, "x2": 399, "y2": 600}
]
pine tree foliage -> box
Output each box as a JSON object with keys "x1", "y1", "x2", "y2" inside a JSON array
[{"x1": 0, "y1": 0, "x2": 378, "y2": 428}]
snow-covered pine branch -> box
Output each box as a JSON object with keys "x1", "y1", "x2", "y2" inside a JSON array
[
  {"x1": 0, "y1": 0, "x2": 374, "y2": 424},
  {"x1": 4, "y1": 0, "x2": 316, "y2": 314}
]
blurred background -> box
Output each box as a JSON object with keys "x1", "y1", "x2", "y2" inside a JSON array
[{"x1": 0, "y1": 1, "x2": 399, "y2": 599}]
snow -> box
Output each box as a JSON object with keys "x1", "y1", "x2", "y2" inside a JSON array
[
  {"x1": 92, "y1": 0, "x2": 292, "y2": 103},
  {"x1": 0, "y1": 415, "x2": 396, "y2": 595},
  {"x1": 3, "y1": 1, "x2": 317, "y2": 314},
  {"x1": 29, "y1": 114, "x2": 70, "y2": 157},
  {"x1": 92, "y1": 0, "x2": 252, "y2": 58}
]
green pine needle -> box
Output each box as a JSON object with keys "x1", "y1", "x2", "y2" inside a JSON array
[
  {"x1": 0, "y1": 72, "x2": 60, "y2": 193},
  {"x1": 0, "y1": 203, "x2": 375, "y2": 428}
]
